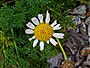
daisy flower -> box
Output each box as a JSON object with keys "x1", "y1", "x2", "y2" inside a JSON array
[{"x1": 25, "y1": 10, "x2": 64, "y2": 51}]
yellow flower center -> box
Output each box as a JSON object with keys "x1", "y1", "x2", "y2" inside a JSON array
[{"x1": 34, "y1": 23, "x2": 53, "y2": 41}]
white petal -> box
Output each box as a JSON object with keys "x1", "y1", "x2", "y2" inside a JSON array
[
  {"x1": 39, "y1": 41, "x2": 44, "y2": 51},
  {"x1": 45, "y1": 10, "x2": 50, "y2": 23},
  {"x1": 28, "y1": 36, "x2": 35, "y2": 41},
  {"x1": 51, "y1": 20, "x2": 57, "y2": 27},
  {"x1": 53, "y1": 24, "x2": 61, "y2": 30},
  {"x1": 53, "y1": 24, "x2": 60, "y2": 28},
  {"x1": 38, "y1": 14, "x2": 43, "y2": 23},
  {"x1": 33, "y1": 39, "x2": 38, "y2": 47},
  {"x1": 46, "y1": 40, "x2": 49, "y2": 44},
  {"x1": 26, "y1": 22, "x2": 35, "y2": 29},
  {"x1": 53, "y1": 27, "x2": 61, "y2": 30},
  {"x1": 25, "y1": 29, "x2": 34, "y2": 34},
  {"x1": 53, "y1": 33, "x2": 64, "y2": 39},
  {"x1": 31, "y1": 17, "x2": 39, "y2": 25},
  {"x1": 50, "y1": 38, "x2": 58, "y2": 46}
]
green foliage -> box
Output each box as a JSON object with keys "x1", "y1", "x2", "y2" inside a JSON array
[
  {"x1": 0, "y1": 1, "x2": 26, "y2": 29},
  {"x1": 0, "y1": 31, "x2": 13, "y2": 47},
  {"x1": 0, "y1": 0, "x2": 76, "y2": 68}
]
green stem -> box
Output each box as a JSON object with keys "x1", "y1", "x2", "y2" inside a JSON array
[
  {"x1": 2, "y1": 44, "x2": 7, "y2": 68},
  {"x1": 10, "y1": 28, "x2": 19, "y2": 67},
  {"x1": 1, "y1": 31, "x2": 7, "y2": 59},
  {"x1": 10, "y1": 28, "x2": 19, "y2": 58},
  {"x1": 2, "y1": 44, "x2": 7, "y2": 59},
  {"x1": 56, "y1": 38, "x2": 67, "y2": 60},
  {"x1": 1, "y1": 31, "x2": 7, "y2": 67},
  {"x1": 47, "y1": 7, "x2": 61, "y2": 16},
  {"x1": 14, "y1": 40, "x2": 19, "y2": 56},
  {"x1": 4, "y1": 10, "x2": 30, "y2": 18}
]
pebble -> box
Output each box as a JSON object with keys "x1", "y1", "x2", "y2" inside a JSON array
[
  {"x1": 78, "y1": 14, "x2": 86, "y2": 19},
  {"x1": 78, "y1": 66, "x2": 82, "y2": 68},
  {"x1": 80, "y1": 21, "x2": 86, "y2": 34},
  {"x1": 82, "y1": 16, "x2": 90, "y2": 44},
  {"x1": 47, "y1": 53, "x2": 63, "y2": 68},
  {"x1": 85, "y1": 17, "x2": 90, "y2": 24},
  {"x1": 72, "y1": 5, "x2": 86, "y2": 14},
  {"x1": 75, "y1": 60, "x2": 82, "y2": 67},
  {"x1": 88, "y1": 37, "x2": 90, "y2": 44},
  {"x1": 72, "y1": 16, "x2": 81, "y2": 25},
  {"x1": 80, "y1": 47, "x2": 90, "y2": 56},
  {"x1": 88, "y1": 22, "x2": 90, "y2": 36},
  {"x1": 83, "y1": 54, "x2": 90, "y2": 66},
  {"x1": 75, "y1": 27, "x2": 79, "y2": 33}
]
